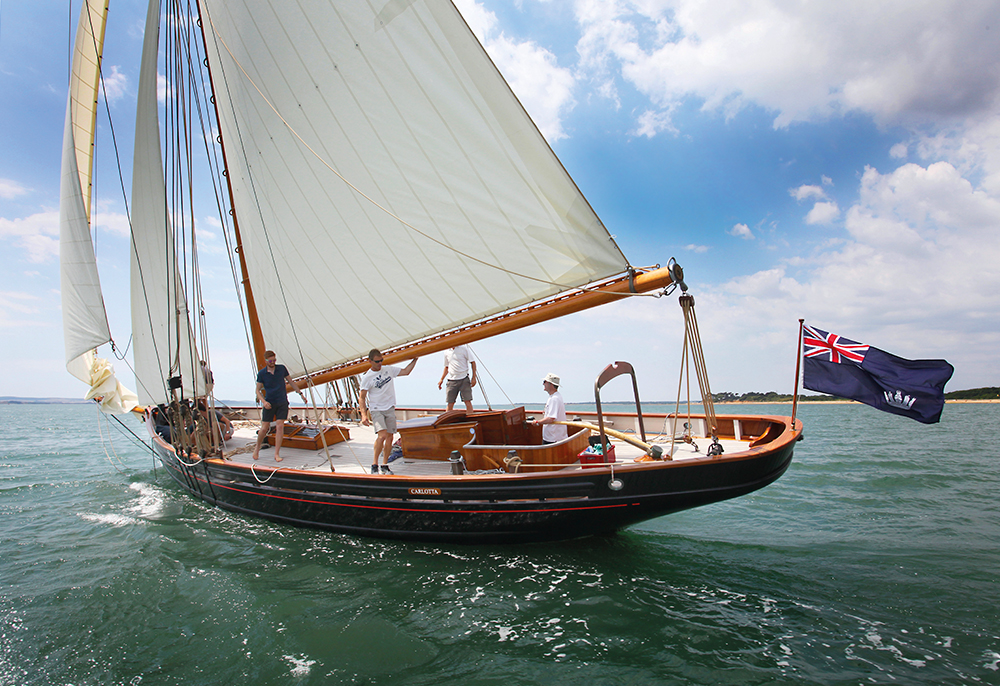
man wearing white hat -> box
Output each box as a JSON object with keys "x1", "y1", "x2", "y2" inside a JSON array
[{"x1": 536, "y1": 373, "x2": 567, "y2": 444}]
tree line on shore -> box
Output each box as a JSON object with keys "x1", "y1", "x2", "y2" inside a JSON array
[{"x1": 711, "y1": 387, "x2": 1000, "y2": 403}]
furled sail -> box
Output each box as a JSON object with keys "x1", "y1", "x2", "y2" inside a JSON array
[
  {"x1": 199, "y1": 0, "x2": 628, "y2": 378},
  {"x1": 59, "y1": 0, "x2": 137, "y2": 414},
  {"x1": 130, "y1": 0, "x2": 206, "y2": 405}
]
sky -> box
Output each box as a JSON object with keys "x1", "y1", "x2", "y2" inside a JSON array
[{"x1": 1, "y1": 0, "x2": 999, "y2": 407}]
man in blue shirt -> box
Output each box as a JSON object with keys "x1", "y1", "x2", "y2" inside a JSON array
[{"x1": 252, "y1": 350, "x2": 306, "y2": 462}]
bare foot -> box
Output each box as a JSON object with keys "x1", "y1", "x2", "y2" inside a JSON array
[
  {"x1": 252, "y1": 452, "x2": 259, "y2": 461},
  {"x1": 275, "y1": 455, "x2": 283, "y2": 462}
]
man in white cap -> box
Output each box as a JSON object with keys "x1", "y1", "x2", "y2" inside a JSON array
[{"x1": 536, "y1": 373, "x2": 567, "y2": 443}]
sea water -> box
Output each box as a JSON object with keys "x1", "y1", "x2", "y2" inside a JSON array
[{"x1": 1, "y1": 402, "x2": 998, "y2": 685}]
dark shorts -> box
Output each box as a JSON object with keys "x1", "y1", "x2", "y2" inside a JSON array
[
  {"x1": 262, "y1": 401, "x2": 289, "y2": 423},
  {"x1": 446, "y1": 376, "x2": 473, "y2": 403}
]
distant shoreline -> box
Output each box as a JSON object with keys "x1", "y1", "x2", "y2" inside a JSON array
[{"x1": 713, "y1": 399, "x2": 1000, "y2": 405}]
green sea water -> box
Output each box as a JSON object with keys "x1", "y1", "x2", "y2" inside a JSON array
[{"x1": 1, "y1": 402, "x2": 998, "y2": 685}]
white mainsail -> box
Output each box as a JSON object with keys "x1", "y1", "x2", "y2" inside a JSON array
[
  {"x1": 199, "y1": 0, "x2": 628, "y2": 377},
  {"x1": 130, "y1": 0, "x2": 205, "y2": 405},
  {"x1": 59, "y1": 0, "x2": 137, "y2": 414}
]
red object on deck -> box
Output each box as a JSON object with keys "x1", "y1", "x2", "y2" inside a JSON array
[{"x1": 579, "y1": 444, "x2": 616, "y2": 468}]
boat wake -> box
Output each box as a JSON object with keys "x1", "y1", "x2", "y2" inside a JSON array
[
  {"x1": 282, "y1": 654, "x2": 316, "y2": 678},
  {"x1": 77, "y1": 511, "x2": 141, "y2": 528}
]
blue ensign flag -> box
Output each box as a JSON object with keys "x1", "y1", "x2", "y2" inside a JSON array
[{"x1": 802, "y1": 325, "x2": 954, "y2": 424}]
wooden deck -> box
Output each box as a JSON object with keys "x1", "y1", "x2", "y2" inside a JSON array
[{"x1": 214, "y1": 420, "x2": 753, "y2": 477}]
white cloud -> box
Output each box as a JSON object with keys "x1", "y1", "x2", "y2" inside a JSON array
[
  {"x1": 633, "y1": 108, "x2": 677, "y2": 137},
  {"x1": 790, "y1": 184, "x2": 827, "y2": 201},
  {"x1": 851, "y1": 162, "x2": 1000, "y2": 237},
  {"x1": 729, "y1": 222, "x2": 753, "y2": 239},
  {"x1": 100, "y1": 64, "x2": 129, "y2": 102},
  {"x1": 453, "y1": 0, "x2": 497, "y2": 40},
  {"x1": 805, "y1": 201, "x2": 839, "y2": 225},
  {"x1": 92, "y1": 205, "x2": 131, "y2": 237},
  {"x1": 0, "y1": 210, "x2": 59, "y2": 262},
  {"x1": 455, "y1": 0, "x2": 577, "y2": 141},
  {"x1": 157, "y1": 73, "x2": 169, "y2": 103},
  {"x1": 792, "y1": 184, "x2": 839, "y2": 224},
  {"x1": 19, "y1": 233, "x2": 61, "y2": 264},
  {"x1": 0, "y1": 209, "x2": 129, "y2": 263},
  {"x1": 684, "y1": 243, "x2": 709, "y2": 253},
  {"x1": 595, "y1": 79, "x2": 621, "y2": 110},
  {"x1": 0, "y1": 292, "x2": 41, "y2": 329},
  {"x1": 913, "y1": 116, "x2": 1000, "y2": 195},
  {"x1": 486, "y1": 33, "x2": 576, "y2": 141},
  {"x1": 0, "y1": 178, "x2": 29, "y2": 199},
  {"x1": 195, "y1": 215, "x2": 229, "y2": 255},
  {"x1": 572, "y1": 0, "x2": 1000, "y2": 130}
]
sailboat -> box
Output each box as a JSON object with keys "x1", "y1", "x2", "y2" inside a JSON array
[{"x1": 60, "y1": 0, "x2": 802, "y2": 543}]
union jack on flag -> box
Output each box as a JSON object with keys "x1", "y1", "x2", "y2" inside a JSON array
[{"x1": 803, "y1": 325, "x2": 870, "y2": 364}]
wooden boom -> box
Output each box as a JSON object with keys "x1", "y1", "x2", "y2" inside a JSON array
[{"x1": 292, "y1": 265, "x2": 678, "y2": 390}]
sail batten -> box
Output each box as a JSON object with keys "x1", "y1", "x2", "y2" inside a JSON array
[{"x1": 200, "y1": 0, "x2": 626, "y2": 378}]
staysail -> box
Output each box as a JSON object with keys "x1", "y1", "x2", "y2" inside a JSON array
[
  {"x1": 68, "y1": 0, "x2": 108, "y2": 221},
  {"x1": 198, "y1": 0, "x2": 629, "y2": 378},
  {"x1": 59, "y1": 0, "x2": 137, "y2": 413},
  {"x1": 130, "y1": 0, "x2": 206, "y2": 405}
]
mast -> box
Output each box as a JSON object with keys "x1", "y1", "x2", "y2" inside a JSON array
[
  {"x1": 194, "y1": 0, "x2": 266, "y2": 369},
  {"x1": 295, "y1": 264, "x2": 678, "y2": 387}
]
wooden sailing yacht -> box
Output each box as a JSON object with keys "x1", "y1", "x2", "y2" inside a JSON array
[{"x1": 60, "y1": 0, "x2": 802, "y2": 543}]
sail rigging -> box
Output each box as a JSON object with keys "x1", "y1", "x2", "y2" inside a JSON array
[
  {"x1": 197, "y1": 0, "x2": 629, "y2": 379},
  {"x1": 130, "y1": 0, "x2": 206, "y2": 405}
]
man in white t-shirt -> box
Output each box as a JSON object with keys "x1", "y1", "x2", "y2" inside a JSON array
[
  {"x1": 437, "y1": 345, "x2": 477, "y2": 412},
  {"x1": 534, "y1": 372, "x2": 567, "y2": 443},
  {"x1": 359, "y1": 349, "x2": 417, "y2": 474}
]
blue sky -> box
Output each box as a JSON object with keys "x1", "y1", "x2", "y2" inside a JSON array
[{"x1": 2, "y1": 0, "x2": 999, "y2": 406}]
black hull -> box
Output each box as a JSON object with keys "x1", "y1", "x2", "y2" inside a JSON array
[{"x1": 150, "y1": 427, "x2": 798, "y2": 544}]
